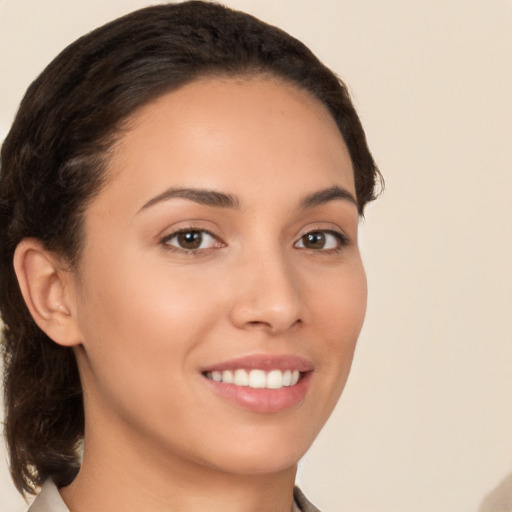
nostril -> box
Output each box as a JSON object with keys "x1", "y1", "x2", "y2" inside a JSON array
[
  {"x1": 245, "y1": 318, "x2": 302, "y2": 332},
  {"x1": 246, "y1": 320, "x2": 269, "y2": 329},
  {"x1": 228, "y1": 285, "x2": 303, "y2": 333}
]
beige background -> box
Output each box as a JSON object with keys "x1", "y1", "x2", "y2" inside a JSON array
[{"x1": 1, "y1": 1, "x2": 511, "y2": 511}]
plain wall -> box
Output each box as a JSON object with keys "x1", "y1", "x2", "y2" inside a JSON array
[{"x1": 1, "y1": 1, "x2": 511, "y2": 511}]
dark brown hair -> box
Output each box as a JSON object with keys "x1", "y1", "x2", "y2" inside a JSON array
[{"x1": 0, "y1": 0, "x2": 381, "y2": 496}]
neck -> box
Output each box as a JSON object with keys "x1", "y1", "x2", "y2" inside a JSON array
[{"x1": 60, "y1": 421, "x2": 297, "y2": 512}]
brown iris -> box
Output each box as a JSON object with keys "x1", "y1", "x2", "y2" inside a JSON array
[
  {"x1": 301, "y1": 232, "x2": 326, "y2": 249},
  {"x1": 176, "y1": 231, "x2": 203, "y2": 249}
]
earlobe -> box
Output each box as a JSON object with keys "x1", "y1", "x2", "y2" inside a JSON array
[{"x1": 13, "y1": 238, "x2": 83, "y2": 347}]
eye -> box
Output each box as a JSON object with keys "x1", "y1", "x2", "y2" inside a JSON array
[
  {"x1": 162, "y1": 229, "x2": 222, "y2": 252},
  {"x1": 294, "y1": 230, "x2": 347, "y2": 251}
]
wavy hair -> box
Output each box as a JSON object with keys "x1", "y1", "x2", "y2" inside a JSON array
[{"x1": 0, "y1": 0, "x2": 382, "y2": 495}]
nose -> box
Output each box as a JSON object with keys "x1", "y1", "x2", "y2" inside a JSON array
[{"x1": 228, "y1": 250, "x2": 303, "y2": 335}]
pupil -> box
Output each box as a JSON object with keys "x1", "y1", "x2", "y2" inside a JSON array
[
  {"x1": 305, "y1": 232, "x2": 325, "y2": 249},
  {"x1": 178, "y1": 231, "x2": 202, "y2": 249}
]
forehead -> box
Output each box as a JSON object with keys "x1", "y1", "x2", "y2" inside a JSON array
[{"x1": 99, "y1": 76, "x2": 355, "y2": 211}]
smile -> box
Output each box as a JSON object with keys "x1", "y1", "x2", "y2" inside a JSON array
[
  {"x1": 201, "y1": 354, "x2": 313, "y2": 413},
  {"x1": 204, "y1": 369, "x2": 301, "y2": 389}
]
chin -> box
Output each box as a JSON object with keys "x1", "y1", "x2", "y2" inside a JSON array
[
  {"x1": 196, "y1": 423, "x2": 317, "y2": 477},
  {"x1": 208, "y1": 449, "x2": 303, "y2": 477}
]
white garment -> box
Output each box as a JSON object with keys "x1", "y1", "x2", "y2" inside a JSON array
[
  {"x1": 27, "y1": 480, "x2": 69, "y2": 512},
  {"x1": 28, "y1": 480, "x2": 311, "y2": 512}
]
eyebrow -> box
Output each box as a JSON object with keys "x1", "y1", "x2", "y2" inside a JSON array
[
  {"x1": 299, "y1": 186, "x2": 358, "y2": 209},
  {"x1": 138, "y1": 185, "x2": 357, "y2": 212},
  {"x1": 139, "y1": 187, "x2": 240, "y2": 211}
]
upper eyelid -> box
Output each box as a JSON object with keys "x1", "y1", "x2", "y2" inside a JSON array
[
  {"x1": 157, "y1": 223, "x2": 350, "y2": 246},
  {"x1": 162, "y1": 226, "x2": 217, "y2": 237},
  {"x1": 296, "y1": 224, "x2": 350, "y2": 241},
  {"x1": 160, "y1": 228, "x2": 226, "y2": 255},
  {"x1": 161, "y1": 227, "x2": 223, "y2": 244},
  {"x1": 295, "y1": 229, "x2": 349, "y2": 245},
  {"x1": 297, "y1": 227, "x2": 352, "y2": 252},
  {"x1": 159, "y1": 222, "x2": 223, "y2": 240}
]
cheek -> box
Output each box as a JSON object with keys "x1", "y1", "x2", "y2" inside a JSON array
[
  {"x1": 74, "y1": 258, "x2": 222, "y2": 442},
  {"x1": 312, "y1": 257, "x2": 367, "y2": 340},
  {"x1": 74, "y1": 253, "x2": 218, "y2": 393},
  {"x1": 79, "y1": 248, "x2": 218, "y2": 337},
  {"x1": 308, "y1": 258, "x2": 367, "y2": 388}
]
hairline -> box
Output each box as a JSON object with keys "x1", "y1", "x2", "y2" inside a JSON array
[{"x1": 70, "y1": 69, "x2": 358, "y2": 271}]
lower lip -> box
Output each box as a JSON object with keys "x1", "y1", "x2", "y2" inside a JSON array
[{"x1": 203, "y1": 372, "x2": 312, "y2": 413}]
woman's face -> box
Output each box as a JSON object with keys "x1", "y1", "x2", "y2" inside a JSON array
[{"x1": 71, "y1": 76, "x2": 367, "y2": 476}]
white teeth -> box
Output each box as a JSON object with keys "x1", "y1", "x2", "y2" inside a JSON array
[
  {"x1": 267, "y1": 369, "x2": 284, "y2": 389},
  {"x1": 248, "y1": 369, "x2": 267, "y2": 388},
  {"x1": 233, "y1": 369, "x2": 249, "y2": 386},
  {"x1": 206, "y1": 368, "x2": 302, "y2": 389},
  {"x1": 222, "y1": 370, "x2": 233, "y2": 383}
]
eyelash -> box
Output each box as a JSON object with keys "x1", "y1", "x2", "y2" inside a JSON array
[
  {"x1": 160, "y1": 227, "x2": 349, "y2": 255},
  {"x1": 294, "y1": 229, "x2": 349, "y2": 254},
  {"x1": 160, "y1": 228, "x2": 225, "y2": 255}
]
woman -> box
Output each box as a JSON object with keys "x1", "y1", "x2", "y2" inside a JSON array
[{"x1": 0, "y1": 2, "x2": 381, "y2": 511}]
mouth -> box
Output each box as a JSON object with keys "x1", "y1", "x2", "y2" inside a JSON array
[
  {"x1": 201, "y1": 354, "x2": 313, "y2": 413},
  {"x1": 203, "y1": 368, "x2": 301, "y2": 389}
]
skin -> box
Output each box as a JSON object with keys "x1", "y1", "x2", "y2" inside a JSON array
[{"x1": 17, "y1": 77, "x2": 367, "y2": 512}]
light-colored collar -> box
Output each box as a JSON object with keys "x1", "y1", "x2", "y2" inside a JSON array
[
  {"x1": 292, "y1": 498, "x2": 301, "y2": 512},
  {"x1": 293, "y1": 486, "x2": 321, "y2": 512},
  {"x1": 28, "y1": 479, "x2": 318, "y2": 512},
  {"x1": 27, "y1": 480, "x2": 69, "y2": 512}
]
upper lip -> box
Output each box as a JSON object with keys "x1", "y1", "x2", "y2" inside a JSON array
[{"x1": 201, "y1": 354, "x2": 314, "y2": 373}]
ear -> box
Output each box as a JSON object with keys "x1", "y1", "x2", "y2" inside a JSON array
[{"x1": 13, "y1": 238, "x2": 83, "y2": 347}]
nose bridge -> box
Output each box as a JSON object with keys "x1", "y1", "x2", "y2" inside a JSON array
[{"x1": 229, "y1": 241, "x2": 303, "y2": 333}]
